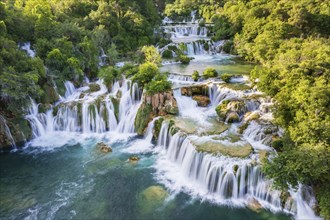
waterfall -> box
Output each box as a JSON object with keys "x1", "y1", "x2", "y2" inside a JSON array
[
  {"x1": 144, "y1": 117, "x2": 158, "y2": 143},
  {"x1": 208, "y1": 84, "x2": 246, "y2": 106},
  {"x1": 26, "y1": 79, "x2": 142, "y2": 137},
  {"x1": 243, "y1": 121, "x2": 276, "y2": 150},
  {"x1": 0, "y1": 115, "x2": 16, "y2": 148},
  {"x1": 20, "y1": 42, "x2": 36, "y2": 57},
  {"x1": 64, "y1": 81, "x2": 76, "y2": 98},
  {"x1": 155, "y1": 122, "x2": 318, "y2": 218},
  {"x1": 116, "y1": 82, "x2": 141, "y2": 133}
]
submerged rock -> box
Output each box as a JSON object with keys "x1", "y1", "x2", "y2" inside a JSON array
[
  {"x1": 129, "y1": 155, "x2": 140, "y2": 162},
  {"x1": 137, "y1": 186, "x2": 168, "y2": 215},
  {"x1": 97, "y1": 142, "x2": 112, "y2": 153},
  {"x1": 193, "y1": 139, "x2": 253, "y2": 158}
]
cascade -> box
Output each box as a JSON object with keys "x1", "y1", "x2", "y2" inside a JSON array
[
  {"x1": 64, "y1": 81, "x2": 76, "y2": 99},
  {"x1": 99, "y1": 48, "x2": 108, "y2": 66},
  {"x1": 20, "y1": 42, "x2": 36, "y2": 57},
  {"x1": 26, "y1": 79, "x2": 141, "y2": 137},
  {"x1": 0, "y1": 115, "x2": 16, "y2": 148},
  {"x1": 155, "y1": 122, "x2": 318, "y2": 218}
]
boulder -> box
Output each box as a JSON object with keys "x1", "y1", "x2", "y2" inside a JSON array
[
  {"x1": 97, "y1": 142, "x2": 112, "y2": 153},
  {"x1": 129, "y1": 155, "x2": 140, "y2": 162},
  {"x1": 192, "y1": 95, "x2": 210, "y2": 107},
  {"x1": 88, "y1": 83, "x2": 101, "y2": 92}
]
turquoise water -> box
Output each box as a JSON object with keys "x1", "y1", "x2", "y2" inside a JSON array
[
  {"x1": 0, "y1": 133, "x2": 291, "y2": 220},
  {"x1": 161, "y1": 55, "x2": 254, "y2": 76}
]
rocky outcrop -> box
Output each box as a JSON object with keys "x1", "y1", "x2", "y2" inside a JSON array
[
  {"x1": 181, "y1": 85, "x2": 209, "y2": 96},
  {"x1": 143, "y1": 91, "x2": 178, "y2": 116},
  {"x1": 215, "y1": 99, "x2": 253, "y2": 123},
  {"x1": 0, "y1": 115, "x2": 31, "y2": 150},
  {"x1": 135, "y1": 91, "x2": 178, "y2": 135}
]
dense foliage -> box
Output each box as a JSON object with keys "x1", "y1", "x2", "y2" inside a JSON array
[{"x1": 0, "y1": 0, "x2": 161, "y2": 117}]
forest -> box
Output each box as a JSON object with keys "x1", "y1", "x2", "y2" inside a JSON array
[{"x1": 0, "y1": 0, "x2": 329, "y2": 219}]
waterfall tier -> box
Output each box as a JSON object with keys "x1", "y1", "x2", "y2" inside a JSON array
[
  {"x1": 154, "y1": 122, "x2": 319, "y2": 219},
  {"x1": 26, "y1": 79, "x2": 141, "y2": 137}
]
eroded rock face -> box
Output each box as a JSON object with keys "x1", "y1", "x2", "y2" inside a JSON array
[
  {"x1": 181, "y1": 85, "x2": 209, "y2": 97},
  {"x1": 135, "y1": 91, "x2": 178, "y2": 136},
  {"x1": 143, "y1": 91, "x2": 179, "y2": 116}
]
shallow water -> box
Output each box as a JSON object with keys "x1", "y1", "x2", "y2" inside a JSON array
[
  {"x1": 161, "y1": 55, "x2": 254, "y2": 76},
  {"x1": 0, "y1": 133, "x2": 291, "y2": 220}
]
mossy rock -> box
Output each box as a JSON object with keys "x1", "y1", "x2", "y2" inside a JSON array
[
  {"x1": 137, "y1": 186, "x2": 168, "y2": 215},
  {"x1": 215, "y1": 103, "x2": 228, "y2": 121},
  {"x1": 226, "y1": 112, "x2": 240, "y2": 123},
  {"x1": 238, "y1": 123, "x2": 249, "y2": 134},
  {"x1": 194, "y1": 140, "x2": 253, "y2": 158},
  {"x1": 111, "y1": 97, "x2": 120, "y2": 121},
  {"x1": 173, "y1": 118, "x2": 198, "y2": 134},
  {"x1": 134, "y1": 104, "x2": 153, "y2": 135},
  {"x1": 153, "y1": 117, "x2": 164, "y2": 141},
  {"x1": 168, "y1": 119, "x2": 179, "y2": 135},
  {"x1": 200, "y1": 121, "x2": 230, "y2": 135},
  {"x1": 222, "y1": 83, "x2": 251, "y2": 91},
  {"x1": 88, "y1": 83, "x2": 101, "y2": 92}
]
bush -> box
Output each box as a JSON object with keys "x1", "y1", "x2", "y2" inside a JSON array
[
  {"x1": 145, "y1": 73, "x2": 172, "y2": 95},
  {"x1": 162, "y1": 49, "x2": 173, "y2": 58},
  {"x1": 177, "y1": 55, "x2": 192, "y2": 64},
  {"x1": 192, "y1": 70, "x2": 200, "y2": 81},
  {"x1": 203, "y1": 67, "x2": 218, "y2": 79},
  {"x1": 132, "y1": 62, "x2": 160, "y2": 87},
  {"x1": 98, "y1": 66, "x2": 119, "y2": 88},
  {"x1": 199, "y1": 19, "x2": 206, "y2": 27},
  {"x1": 120, "y1": 63, "x2": 139, "y2": 78},
  {"x1": 223, "y1": 41, "x2": 233, "y2": 54},
  {"x1": 220, "y1": 73, "x2": 232, "y2": 83},
  {"x1": 88, "y1": 83, "x2": 101, "y2": 92}
]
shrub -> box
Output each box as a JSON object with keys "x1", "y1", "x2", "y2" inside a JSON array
[
  {"x1": 162, "y1": 49, "x2": 173, "y2": 58},
  {"x1": 145, "y1": 73, "x2": 172, "y2": 95},
  {"x1": 220, "y1": 73, "x2": 232, "y2": 83},
  {"x1": 223, "y1": 41, "x2": 233, "y2": 53},
  {"x1": 98, "y1": 66, "x2": 119, "y2": 88},
  {"x1": 192, "y1": 70, "x2": 200, "y2": 81},
  {"x1": 132, "y1": 62, "x2": 160, "y2": 87},
  {"x1": 203, "y1": 67, "x2": 218, "y2": 79},
  {"x1": 120, "y1": 63, "x2": 139, "y2": 78},
  {"x1": 177, "y1": 55, "x2": 192, "y2": 64}
]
